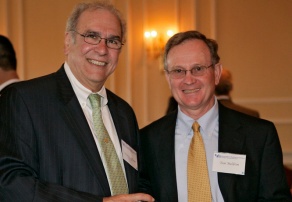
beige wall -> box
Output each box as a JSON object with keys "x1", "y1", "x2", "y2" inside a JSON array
[{"x1": 1, "y1": 0, "x2": 292, "y2": 165}]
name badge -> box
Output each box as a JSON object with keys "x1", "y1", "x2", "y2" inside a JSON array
[
  {"x1": 122, "y1": 140, "x2": 138, "y2": 170},
  {"x1": 212, "y1": 152, "x2": 246, "y2": 175}
]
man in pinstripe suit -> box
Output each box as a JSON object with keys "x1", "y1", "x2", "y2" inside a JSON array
[{"x1": 0, "y1": 1, "x2": 153, "y2": 202}]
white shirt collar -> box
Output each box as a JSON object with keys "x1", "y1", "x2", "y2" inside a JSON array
[
  {"x1": 64, "y1": 62, "x2": 108, "y2": 107},
  {"x1": 0, "y1": 78, "x2": 19, "y2": 91},
  {"x1": 197, "y1": 97, "x2": 219, "y2": 137},
  {"x1": 177, "y1": 96, "x2": 219, "y2": 137}
]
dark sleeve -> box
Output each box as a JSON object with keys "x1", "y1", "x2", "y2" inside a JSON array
[
  {"x1": 138, "y1": 127, "x2": 153, "y2": 196},
  {"x1": 258, "y1": 122, "x2": 292, "y2": 201},
  {"x1": 0, "y1": 88, "x2": 101, "y2": 202}
]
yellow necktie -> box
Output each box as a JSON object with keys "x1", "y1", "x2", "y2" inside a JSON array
[
  {"x1": 187, "y1": 121, "x2": 212, "y2": 201},
  {"x1": 89, "y1": 94, "x2": 128, "y2": 195}
]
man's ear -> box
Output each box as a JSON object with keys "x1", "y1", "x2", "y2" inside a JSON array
[
  {"x1": 164, "y1": 70, "x2": 172, "y2": 90},
  {"x1": 214, "y1": 63, "x2": 222, "y2": 85},
  {"x1": 64, "y1": 32, "x2": 71, "y2": 55}
]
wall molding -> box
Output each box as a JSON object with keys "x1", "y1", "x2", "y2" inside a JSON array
[
  {"x1": 234, "y1": 97, "x2": 292, "y2": 104},
  {"x1": 267, "y1": 119, "x2": 292, "y2": 125},
  {"x1": 234, "y1": 97, "x2": 292, "y2": 125}
]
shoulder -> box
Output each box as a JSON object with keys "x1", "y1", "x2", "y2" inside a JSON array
[
  {"x1": 219, "y1": 99, "x2": 260, "y2": 118},
  {"x1": 106, "y1": 89, "x2": 132, "y2": 109},
  {"x1": 0, "y1": 66, "x2": 70, "y2": 107},
  {"x1": 6, "y1": 67, "x2": 65, "y2": 95},
  {"x1": 141, "y1": 111, "x2": 177, "y2": 134},
  {"x1": 219, "y1": 103, "x2": 275, "y2": 134},
  {"x1": 106, "y1": 89, "x2": 137, "y2": 117},
  {"x1": 20, "y1": 73, "x2": 56, "y2": 90},
  {"x1": 1, "y1": 72, "x2": 57, "y2": 99}
]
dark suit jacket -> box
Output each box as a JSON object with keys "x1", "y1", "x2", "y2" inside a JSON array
[
  {"x1": 139, "y1": 103, "x2": 292, "y2": 202},
  {"x1": 0, "y1": 66, "x2": 140, "y2": 201}
]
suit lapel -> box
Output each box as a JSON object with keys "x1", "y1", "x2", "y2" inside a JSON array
[
  {"x1": 106, "y1": 91, "x2": 138, "y2": 193},
  {"x1": 56, "y1": 66, "x2": 111, "y2": 195},
  {"x1": 107, "y1": 92, "x2": 129, "y2": 143},
  {"x1": 218, "y1": 104, "x2": 246, "y2": 200},
  {"x1": 218, "y1": 105, "x2": 245, "y2": 154}
]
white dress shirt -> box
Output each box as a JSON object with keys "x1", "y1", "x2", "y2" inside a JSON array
[{"x1": 175, "y1": 97, "x2": 224, "y2": 202}]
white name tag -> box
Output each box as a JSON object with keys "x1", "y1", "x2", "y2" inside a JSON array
[
  {"x1": 212, "y1": 152, "x2": 246, "y2": 175},
  {"x1": 122, "y1": 140, "x2": 138, "y2": 170}
]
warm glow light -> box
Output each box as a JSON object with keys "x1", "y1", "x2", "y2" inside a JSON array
[
  {"x1": 144, "y1": 29, "x2": 177, "y2": 59},
  {"x1": 144, "y1": 31, "x2": 151, "y2": 38},
  {"x1": 144, "y1": 30, "x2": 158, "y2": 38},
  {"x1": 167, "y1": 30, "x2": 174, "y2": 37},
  {"x1": 150, "y1": 30, "x2": 157, "y2": 37}
]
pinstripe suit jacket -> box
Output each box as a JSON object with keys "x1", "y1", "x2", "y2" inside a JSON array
[
  {"x1": 139, "y1": 104, "x2": 292, "y2": 202},
  {"x1": 0, "y1": 65, "x2": 140, "y2": 201}
]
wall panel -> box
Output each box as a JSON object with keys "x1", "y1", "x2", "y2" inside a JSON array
[{"x1": 216, "y1": 0, "x2": 292, "y2": 165}]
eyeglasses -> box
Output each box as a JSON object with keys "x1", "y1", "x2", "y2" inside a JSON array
[
  {"x1": 71, "y1": 30, "x2": 124, "y2": 50},
  {"x1": 166, "y1": 64, "x2": 213, "y2": 79}
]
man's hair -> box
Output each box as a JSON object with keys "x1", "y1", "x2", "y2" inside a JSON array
[
  {"x1": 66, "y1": 1, "x2": 126, "y2": 43},
  {"x1": 215, "y1": 68, "x2": 233, "y2": 95},
  {"x1": 163, "y1": 30, "x2": 220, "y2": 70},
  {"x1": 0, "y1": 35, "x2": 17, "y2": 70}
]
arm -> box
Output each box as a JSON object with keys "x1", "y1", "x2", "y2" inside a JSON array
[
  {"x1": 259, "y1": 122, "x2": 292, "y2": 201},
  {"x1": 0, "y1": 88, "x2": 102, "y2": 201}
]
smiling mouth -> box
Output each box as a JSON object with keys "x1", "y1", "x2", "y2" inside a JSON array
[
  {"x1": 88, "y1": 59, "x2": 107, "y2": 66},
  {"x1": 183, "y1": 88, "x2": 200, "y2": 94}
]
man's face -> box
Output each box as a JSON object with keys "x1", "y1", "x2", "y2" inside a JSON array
[
  {"x1": 64, "y1": 9, "x2": 122, "y2": 92},
  {"x1": 165, "y1": 39, "x2": 222, "y2": 118}
]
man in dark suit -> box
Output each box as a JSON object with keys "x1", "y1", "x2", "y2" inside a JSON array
[
  {"x1": 0, "y1": 1, "x2": 153, "y2": 202},
  {"x1": 139, "y1": 31, "x2": 291, "y2": 201},
  {"x1": 215, "y1": 68, "x2": 260, "y2": 118},
  {"x1": 0, "y1": 35, "x2": 19, "y2": 93}
]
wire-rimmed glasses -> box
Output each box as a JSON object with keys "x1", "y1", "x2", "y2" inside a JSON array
[
  {"x1": 165, "y1": 64, "x2": 213, "y2": 79},
  {"x1": 71, "y1": 30, "x2": 124, "y2": 50}
]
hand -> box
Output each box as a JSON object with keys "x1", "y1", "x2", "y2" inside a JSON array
[{"x1": 103, "y1": 193, "x2": 154, "y2": 202}]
